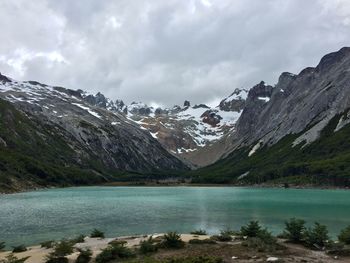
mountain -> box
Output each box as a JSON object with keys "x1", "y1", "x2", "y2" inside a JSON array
[
  {"x1": 190, "y1": 47, "x2": 350, "y2": 187},
  {"x1": 0, "y1": 74, "x2": 188, "y2": 192},
  {"x1": 109, "y1": 90, "x2": 248, "y2": 167}
]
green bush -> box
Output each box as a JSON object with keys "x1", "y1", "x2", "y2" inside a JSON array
[
  {"x1": 95, "y1": 243, "x2": 134, "y2": 263},
  {"x1": 140, "y1": 237, "x2": 158, "y2": 254},
  {"x1": 0, "y1": 241, "x2": 5, "y2": 251},
  {"x1": 12, "y1": 245, "x2": 27, "y2": 253},
  {"x1": 162, "y1": 232, "x2": 185, "y2": 249},
  {"x1": 283, "y1": 218, "x2": 306, "y2": 243},
  {"x1": 304, "y1": 222, "x2": 330, "y2": 249},
  {"x1": 70, "y1": 234, "x2": 85, "y2": 244},
  {"x1": 338, "y1": 225, "x2": 350, "y2": 244},
  {"x1": 0, "y1": 254, "x2": 29, "y2": 263},
  {"x1": 190, "y1": 229, "x2": 207, "y2": 235},
  {"x1": 45, "y1": 239, "x2": 74, "y2": 263},
  {"x1": 188, "y1": 239, "x2": 216, "y2": 244},
  {"x1": 40, "y1": 241, "x2": 55, "y2": 249},
  {"x1": 45, "y1": 257, "x2": 68, "y2": 263},
  {"x1": 75, "y1": 248, "x2": 92, "y2": 263},
  {"x1": 216, "y1": 229, "x2": 233, "y2": 242},
  {"x1": 90, "y1": 229, "x2": 104, "y2": 238},
  {"x1": 240, "y1": 221, "x2": 262, "y2": 237}
]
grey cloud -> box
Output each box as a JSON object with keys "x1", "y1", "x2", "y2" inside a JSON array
[{"x1": 1, "y1": 0, "x2": 350, "y2": 106}]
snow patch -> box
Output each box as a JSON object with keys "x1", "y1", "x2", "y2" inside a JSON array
[{"x1": 72, "y1": 103, "x2": 102, "y2": 119}]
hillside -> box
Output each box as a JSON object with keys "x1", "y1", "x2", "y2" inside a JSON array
[
  {"x1": 0, "y1": 76, "x2": 188, "y2": 193},
  {"x1": 190, "y1": 47, "x2": 350, "y2": 187}
]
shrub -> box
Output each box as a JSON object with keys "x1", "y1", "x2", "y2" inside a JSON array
[
  {"x1": 52, "y1": 240, "x2": 74, "y2": 257},
  {"x1": 90, "y1": 229, "x2": 104, "y2": 238},
  {"x1": 162, "y1": 232, "x2": 185, "y2": 249},
  {"x1": 40, "y1": 241, "x2": 55, "y2": 249},
  {"x1": 140, "y1": 237, "x2": 158, "y2": 254},
  {"x1": 0, "y1": 254, "x2": 29, "y2": 263},
  {"x1": 215, "y1": 229, "x2": 233, "y2": 242},
  {"x1": 45, "y1": 258, "x2": 68, "y2": 263},
  {"x1": 240, "y1": 221, "x2": 262, "y2": 237},
  {"x1": 304, "y1": 222, "x2": 330, "y2": 249},
  {"x1": 188, "y1": 239, "x2": 216, "y2": 244},
  {"x1": 75, "y1": 248, "x2": 92, "y2": 263},
  {"x1": 45, "y1": 239, "x2": 74, "y2": 263},
  {"x1": 338, "y1": 225, "x2": 350, "y2": 244},
  {"x1": 70, "y1": 234, "x2": 85, "y2": 244},
  {"x1": 256, "y1": 228, "x2": 277, "y2": 245},
  {"x1": 12, "y1": 245, "x2": 27, "y2": 253},
  {"x1": 0, "y1": 242, "x2": 5, "y2": 251},
  {"x1": 190, "y1": 229, "x2": 207, "y2": 235},
  {"x1": 45, "y1": 257, "x2": 68, "y2": 263},
  {"x1": 95, "y1": 243, "x2": 134, "y2": 263},
  {"x1": 283, "y1": 218, "x2": 306, "y2": 243}
]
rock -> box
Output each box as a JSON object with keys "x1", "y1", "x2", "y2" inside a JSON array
[
  {"x1": 184, "y1": 100, "x2": 191, "y2": 107},
  {"x1": 0, "y1": 72, "x2": 11, "y2": 83},
  {"x1": 266, "y1": 257, "x2": 279, "y2": 262}
]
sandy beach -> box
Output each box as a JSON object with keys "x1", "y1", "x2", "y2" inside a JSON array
[{"x1": 0, "y1": 234, "x2": 210, "y2": 263}]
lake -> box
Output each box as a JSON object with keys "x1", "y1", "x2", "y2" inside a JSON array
[{"x1": 1, "y1": 186, "x2": 350, "y2": 247}]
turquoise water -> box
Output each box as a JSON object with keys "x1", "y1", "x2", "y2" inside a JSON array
[{"x1": 1, "y1": 186, "x2": 350, "y2": 247}]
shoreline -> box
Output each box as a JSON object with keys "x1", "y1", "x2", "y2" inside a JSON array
[
  {"x1": 1, "y1": 182, "x2": 349, "y2": 195},
  {"x1": 1, "y1": 233, "x2": 349, "y2": 263}
]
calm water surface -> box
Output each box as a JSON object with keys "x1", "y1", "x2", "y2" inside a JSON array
[{"x1": 1, "y1": 186, "x2": 350, "y2": 246}]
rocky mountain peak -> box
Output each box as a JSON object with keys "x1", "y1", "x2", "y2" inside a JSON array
[
  {"x1": 316, "y1": 46, "x2": 350, "y2": 73},
  {"x1": 0, "y1": 73, "x2": 11, "y2": 83},
  {"x1": 219, "y1": 88, "x2": 248, "y2": 112},
  {"x1": 184, "y1": 100, "x2": 191, "y2": 107}
]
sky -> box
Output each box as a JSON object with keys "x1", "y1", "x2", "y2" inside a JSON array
[{"x1": 1, "y1": 0, "x2": 350, "y2": 107}]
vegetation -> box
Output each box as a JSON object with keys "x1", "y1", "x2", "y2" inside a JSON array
[
  {"x1": 240, "y1": 221, "x2": 262, "y2": 237},
  {"x1": 0, "y1": 254, "x2": 29, "y2": 263},
  {"x1": 211, "y1": 229, "x2": 234, "y2": 242},
  {"x1": 190, "y1": 229, "x2": 207, "y2": 235},
  {"x1": 45, "y1": 240, "x2": 74, "y2": 263},
  {"x1": 188, "y1": 239, "x2": 216, "y2": 244},
  {"x1": 338, "y1": 225, "x2": 350, "y2": 244},
  {"x1": 95, "y1": 242, "x2": 135, "y2": 263},
  {"x1": 283, "y1": 218, "x2": 306, "y2": 243},
  {"x1": 40, "y1": 241, "x2": 55, "y2": 249},
  {"x1": 75, "y1": 248, "x2": 92, "y2": 263},
  {"x1": 162, "y1": 232, "x2": 185, "y2": 249},
  {"x1": 188, "y1": 112, "x2": 350, "y2": 186},
  {"x1": 90, "y1": 229, "x2": 104, "y2": 238},
  {"x1": 70, "y1": 234, "x2": 85, "y2": 244},
  {"x1": 11, "y1": 245, "x2": 27, "y2": 253},
  {"x1": 304, "y1": 222, "x2": 330, "y2": 248},
  {"x1": 139, "y1": 237, "x2": 158, "y2": 254}
]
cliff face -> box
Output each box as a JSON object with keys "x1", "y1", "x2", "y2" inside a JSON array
[{"x1": 229, "y1": 47, "x2": 350, "y2": 151}]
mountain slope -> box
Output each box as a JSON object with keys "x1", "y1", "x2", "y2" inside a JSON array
[
  {"x1": 190, "y1": 47, "x2": 350, "y2": 186},
  {"x1": 0, "y1": 75, "x2": 188, "y2": 192}
]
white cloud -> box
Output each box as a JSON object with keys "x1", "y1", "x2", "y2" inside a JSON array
[{"x1": 0, "y1": 0, "x2": 350, "y2": 106}]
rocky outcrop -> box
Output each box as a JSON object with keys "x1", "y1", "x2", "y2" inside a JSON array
[
  {"x1": 219, "y1": 88, "x2": 248, "y2": 112},
  {"x1": 228, "y1": 47, "x2": 350, "y2": 153}
]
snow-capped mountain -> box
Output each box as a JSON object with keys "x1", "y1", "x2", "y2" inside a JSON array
[
  {"x1": 0, "y1": 73, "x2": 188, "y2": 192},
  {"x1": 78, "y1": 88, "x2": 248, "y2": 166}
]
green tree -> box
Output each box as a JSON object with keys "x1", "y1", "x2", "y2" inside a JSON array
[
  {"x1": 284, "y1": 218, "x2": 306, "y2": 243},
  {"x1": 338, "y1": 225, "x2": 350, "y2": 244},
  {"x1": 240, "y1": 221, "x2": 262, "y2": 237},
  {"x1": 305, "y1": 222, "x2": 330, "y2": 248}
]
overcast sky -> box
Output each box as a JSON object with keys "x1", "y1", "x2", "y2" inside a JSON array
[{"x1": 1, "y1": 0, "x2": 350, "y2": 107}]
